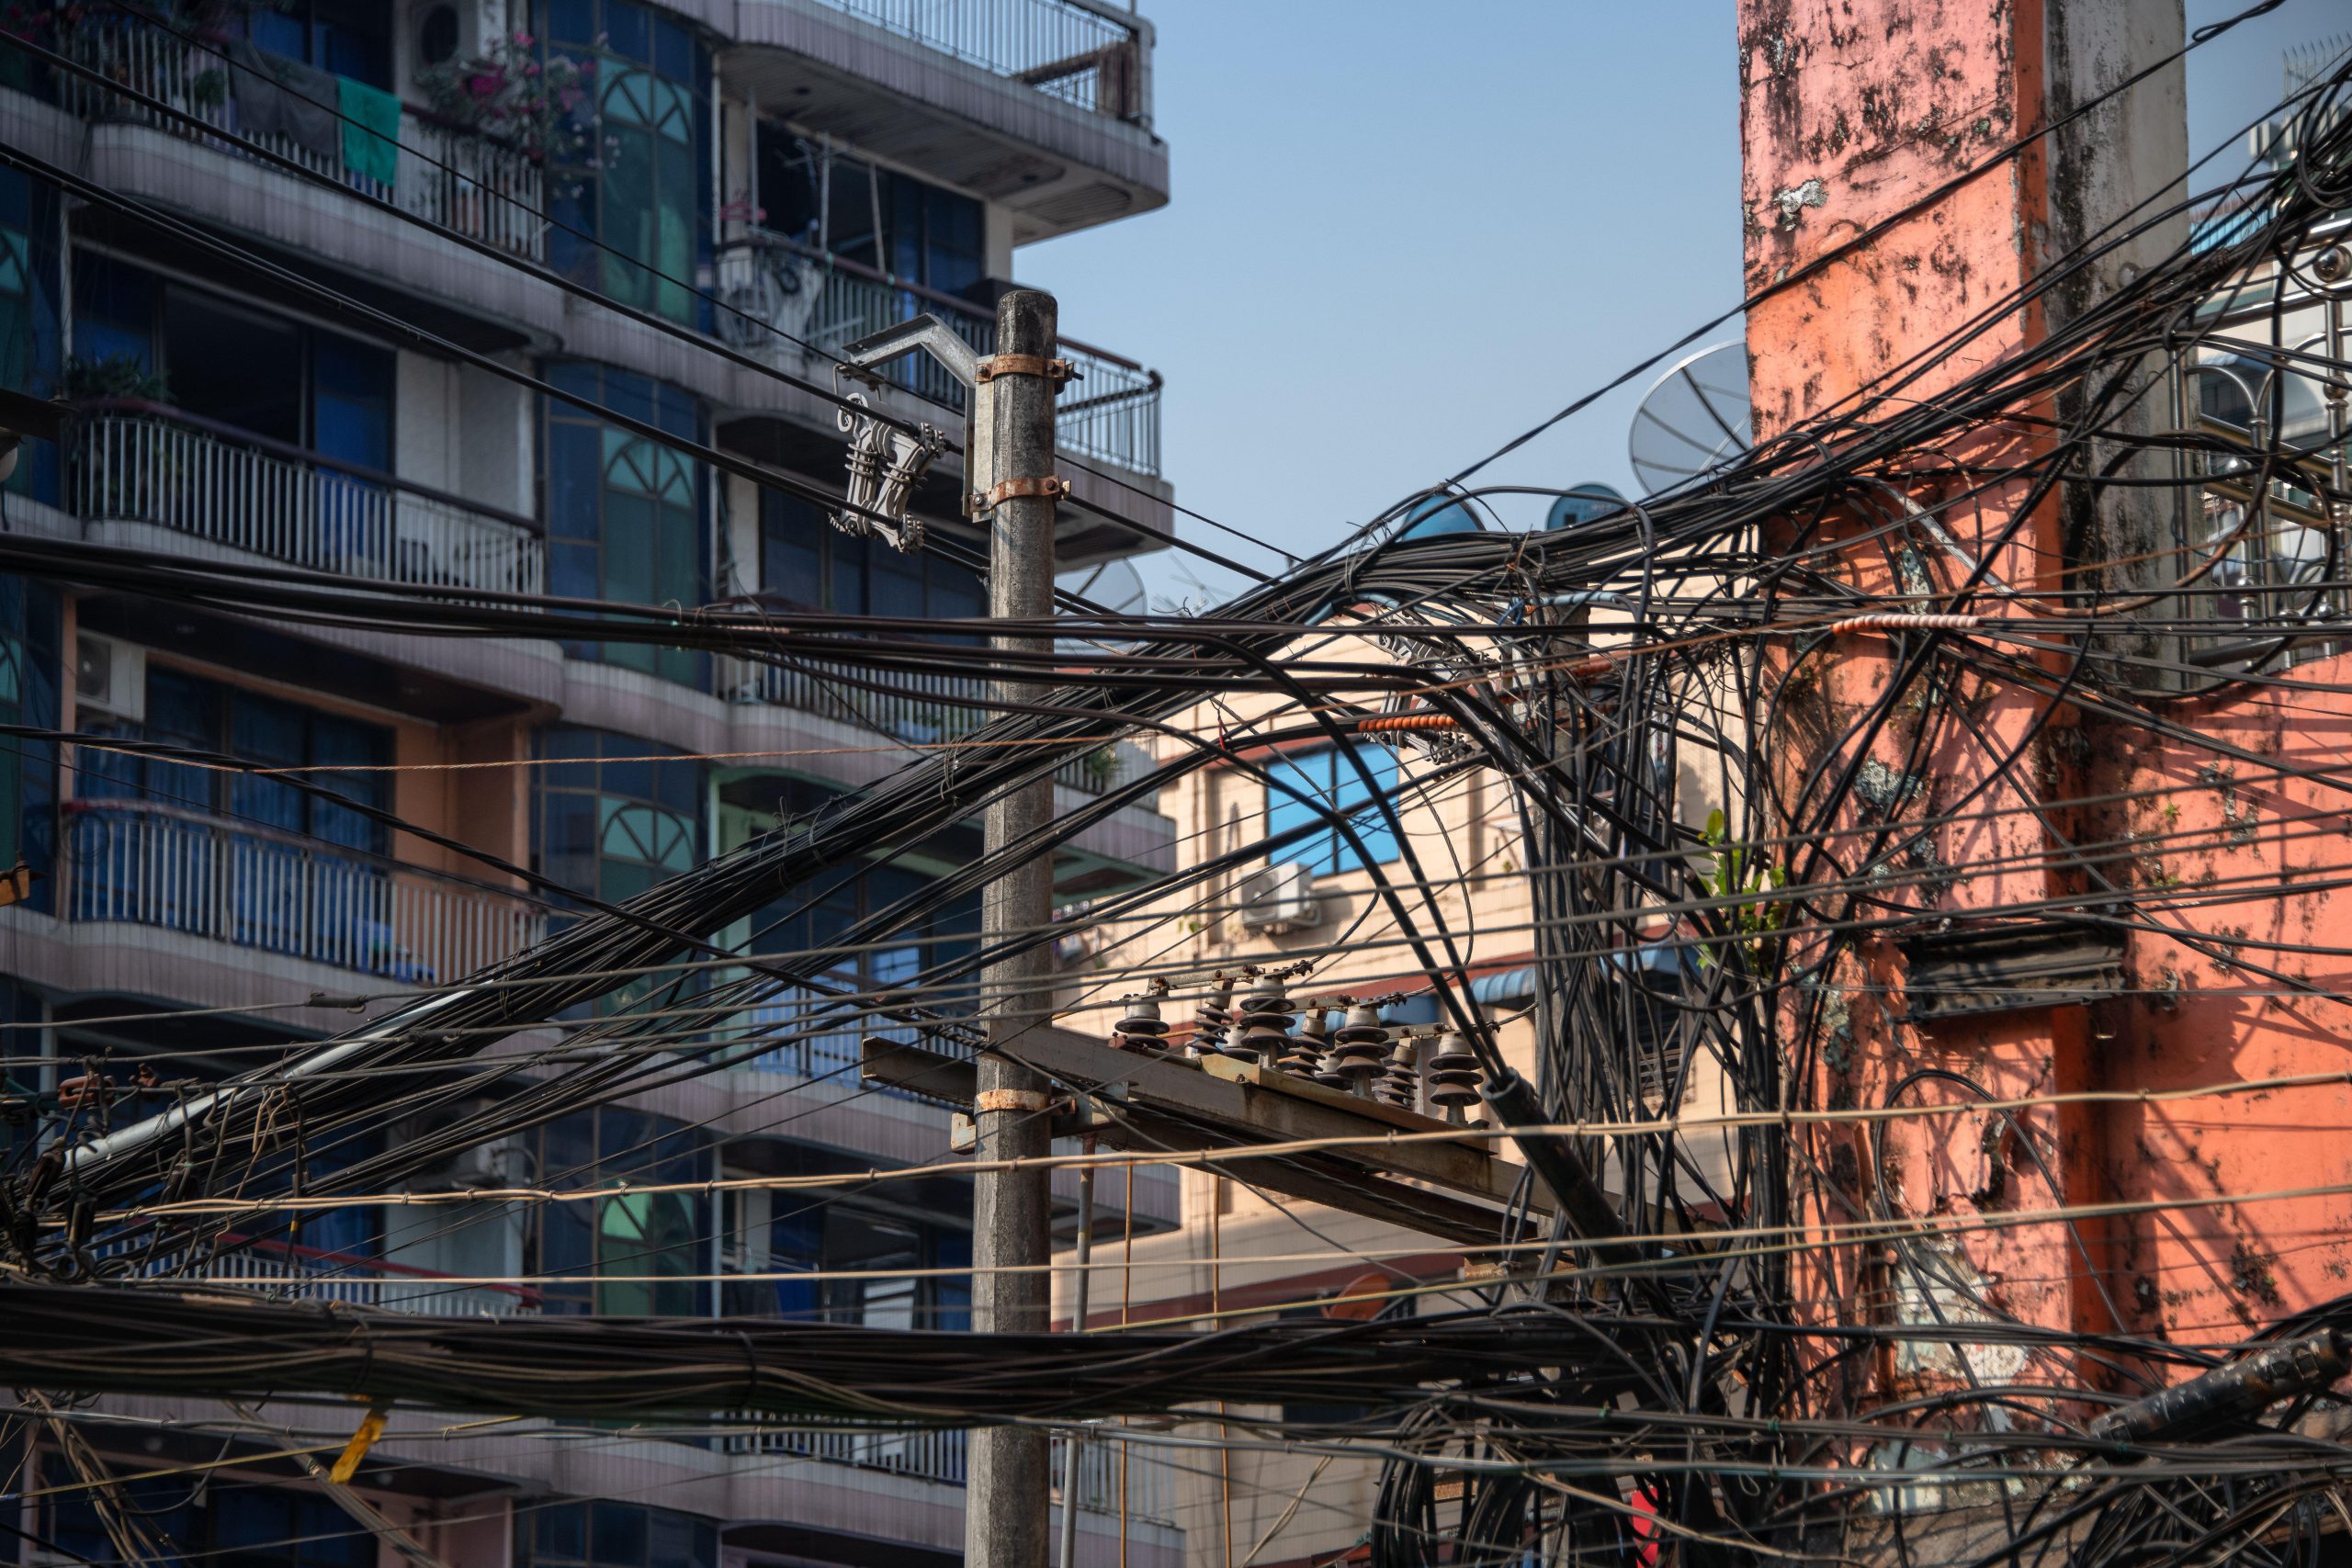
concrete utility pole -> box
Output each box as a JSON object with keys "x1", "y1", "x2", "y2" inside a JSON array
[{"x1": 967, "y1": 287, "x2": 1059, "y2": 1568}]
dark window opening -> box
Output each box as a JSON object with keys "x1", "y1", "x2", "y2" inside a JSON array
[
  {"x1": 77, "y1": 664, "x2": 391, "y2": 853},
  {"x1": 757, "y1": 489, "x2": 984, "y2": 637},
  {"x1": 71, "y1": 254, "x2": 395, "y2": 466},
  {"x1": 244, "y1": 0, "x2": 393, "y2": 89},
  {"x1": 540, "y1": 363, "x2": 708, "y2": 688},
  {"x1": 756, "y1": 130, "x2": 987, "y2": 300}
]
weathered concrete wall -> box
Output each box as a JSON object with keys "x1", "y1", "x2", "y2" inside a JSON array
[{"x1": 1731, "y1": 0, "x2": 2352, "y2": 1443}]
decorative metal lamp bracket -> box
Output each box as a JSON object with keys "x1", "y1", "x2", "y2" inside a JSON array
[{"x1": 832, "y1": 315, "x2": 987, "y2": 552}]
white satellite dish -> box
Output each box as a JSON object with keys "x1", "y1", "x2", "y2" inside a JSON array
[
  {"x1": 1056, "y1": 557, "x2": 1148, "y2": 652},
  {"x1": 1628, "y1": 343, "x2": 1752, "y2": 495}
]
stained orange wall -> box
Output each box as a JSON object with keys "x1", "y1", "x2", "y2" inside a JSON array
[{"x1": 1738, "y1": 0, "x2": 2352, "y2": 1395}]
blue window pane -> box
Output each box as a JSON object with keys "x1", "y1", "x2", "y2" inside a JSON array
[
  {"x1": 542, "y1": 790, "x2": 594, "y2": 856},
  {"x1": 542, "y1": 727, "x2": 601, "y2": 761},
  {"x1": 657, "y1": 381, "x2": 697, "y2": 440},
  {"x1": 1264, "y1": 744, "x2": 1398, "y2": 874},
  {"x1": 549, "y1": 542, "x2": 597, "y2": 601},
  {"x1": 1330, "y1": 743, "x2": 1400, "y2": 868},
  {"x1": 213, "y1": 1485, "x2": 288, "y2": 1548},
  {"x1": 547, "y1": 359, "x2": 601, "y2": 402},
  {"x1": 146, "y1": 667, "x2": 213, "y2": 745},
  {"x1": 603, "y1": 0, "x2": 649, "y2": 63},
  {"x1": 246, "y1": 10, "x2": 303, "y2": 59},
  {"x1": 602, "y1": 755, "x2": 653, "y2": 804},
  {"x1": 73, "y1": 318, "x2": 150, "y2": 371},
  {"x1": 537, "y1": 1498, "x2": 587, "y2": 1555},
  {"x1": 652, "y1": 16, "x2": 694, "y2": 84},
  {"x1": 545, "y1": 0, "x2": 594, "y2": 45},
  {"x1": 604, "y1": 367, "x2": 657, "y2": 432},
  {"x1": 871, "y1": 554, "x2": 922, "y2": 619},
  {"x1": 547, "y1": 422, "x2": 601, "y2": 539},
  {"x1": 592, "y1": 1500, "x2": 649, "y2": 1563},
  {"x1": 1263, "y1": 751, "x2": 1327, "y2": 867},
  {"x1": 653, "y1": 755, "x2": 697, "y2": 813}
]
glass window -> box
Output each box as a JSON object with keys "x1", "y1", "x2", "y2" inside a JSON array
[
  {"x1": 521, "y1": 1105, "x2": 710, "y2": 1321},
  {"x1": 542, "y1": 3, "x2": 709, "y2": 327},
  {"x1": 541, "y1": 364, "x2": 707, "y2": 687},
  {"x1": 74, "y1": 256, "x2": 395, "y2": 473},
  {"x1": 1264, "y1": 742, "x2": 1403, "y2": 875},
  {"x1": 532, "y1": 728, "x2": 701, "y2": 908},
  {"x1": 0, "y1": 577, "x2": 59, "y2": 907},
  {"x1": 759, "y1": 489, "x2": 982, "y2": 637},
  {"x1": 81, "y1": 666, "x2": 390, "y2": 852},
  {"x1": 0, "y1": 170, "x2": 59, "y2": 501},
  {"x1": 243, "y1": 0, "x2": 392, "y2": 88},
  {"x1": 69, "y1": 249, "x2": 157, "y2": 376},
  {"x1": 753, "y1": 131, "x2": 986, "y2": 299},
  {"x1": 515, "y1": 1498, "x2": 719, "y2": 1568},
  {"x1": 161, "y1": 285, "x2": 304, "y2": 444}
]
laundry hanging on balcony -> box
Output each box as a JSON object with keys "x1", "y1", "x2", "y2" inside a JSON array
[
  {"x1": 338, "y1": 77, "x2": 401, "y2": 187},
  {"x1": 225, "y1": 43, "x2": 339, "y2": 163}
]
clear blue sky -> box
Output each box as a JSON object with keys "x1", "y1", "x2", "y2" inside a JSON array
[{"x1": 1023, "y1": 2, "x2": 2349, "y2": 605}]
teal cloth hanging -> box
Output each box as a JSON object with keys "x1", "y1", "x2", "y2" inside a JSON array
[{"x1": 338, "y1": 76, "x2": 401, "y2": 188}]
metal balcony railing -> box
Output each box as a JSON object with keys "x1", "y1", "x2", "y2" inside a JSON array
[
  {"x1": 190, "y1": 1239, "x2": 539, "y2": 1317},
  {"x1": 790, "y1": 0, "x2": 1151, "y2": 124},
  {"x1": 716, "y1": 653, "x2": 1143, "y2": 795},
  {"x1": 717, "y1": 1418, "x2": 1171, "y2": 1522},
  {"x1": 58, "y1": 19, "x2": 546, "y2": 259},
  {"x1": 63, "y1": 799, "x2": 545, "y2": 987},
  {"x1": 729, "y1": 978, "x2": 977, "y2": 1095},
  {"x1": 95, "y1": 1233, "x2": 539, "y2": 1317},
  {"x1": 74, "y1": 404, "x2": 545, "y2": 599},
  {"x1": 718, "y1": 236, "x2": 1163, "y2": 479}
]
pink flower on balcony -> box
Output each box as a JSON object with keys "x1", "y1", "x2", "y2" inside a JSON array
[
  {"x1": 469, "y1": 72, "x2": 503, "y2": 98},
  {"x1": 514, "y1": 30, "x2": 535, "y2": 46}
]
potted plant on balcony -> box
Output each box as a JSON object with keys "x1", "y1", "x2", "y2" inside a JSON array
[
  {"x1": 414, "y1": 31, "x2": 592, "y2": 189},
  {"x1": 64, "y1": 355, "x2": 185, "y2": 525}
]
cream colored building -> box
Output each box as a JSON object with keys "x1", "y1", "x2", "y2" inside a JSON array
[{"x1": 1046, "y1": 613, "x2": 1743, "y2": 1566}]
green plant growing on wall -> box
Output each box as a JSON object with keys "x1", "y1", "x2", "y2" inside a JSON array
[{"x1": 1700, "y1": 807, "x2": 1786, "y2": 968}]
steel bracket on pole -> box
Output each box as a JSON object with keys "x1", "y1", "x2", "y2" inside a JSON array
[{"x1": 834, "y1": 314, "x2": 995, "y2": 546}]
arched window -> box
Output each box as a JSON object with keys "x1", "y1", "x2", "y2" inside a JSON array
[
  {"x1": 542, "y1": 363, "x2": 707, "y2": 687},
  {"x1": 542, "y1": 1, "x2": 710, "y2": 327}
]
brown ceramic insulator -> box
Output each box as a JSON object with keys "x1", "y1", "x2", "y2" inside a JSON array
[
  {"x1": 1234, "y1": 1021, "x2": 1289, "y2": 1066},
  {"x1": 1375, "y1": 1036, "x2": 1421, "y2": 1111},
  {"x1": 1278, "y1": 1007, "x2": 1330, "y2": 1079},
  {"x1": 1190, "y1": 980, "x2": 1234, "y2": 1059},
  {"x1": 1328, "y1": 1002, "x2": 1390, "y2": 1088},
  {"x1": 1234, "y1": 976, "x2": 1294, "y2": 1036},
  {"x1": 1112, "y1": 994, "x2": 1170, "y2": 1056},
  {"x1": 1425, "y1": 1030, "x2": 1484, "y2": 1113}
]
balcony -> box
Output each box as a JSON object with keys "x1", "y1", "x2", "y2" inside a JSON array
[
  {"x1": 62, "y1": 799, "x2": 544, "y2": 987},
  {"x1": 74, "y1": 404, "x2": 545, "y2": 599},
  {"x1": 57, "y1": 19, "x2": 545, "y2": 260},
  {"x1": 154, "y1": 1235, "x2": 540, "y2": 1318},
  {"x1": 720, "y1": 1420, "x2": 1172, "y2": 1524},
  {"x1": 725, "y1": 2, "x2": 1165, "y2": 244},
  {"x1": 715, "y1": 651, "x2": 1151, "y2": 796},
  {"x1": 795, "y1": 0, "x2": 1151, "y2": 123},
  {"x1": 720, "y1": 236, "x2": 1162, "y2": 479}
]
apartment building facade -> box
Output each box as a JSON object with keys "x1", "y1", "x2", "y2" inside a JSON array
[{"x1": 0, "y1": 2, "x2": 1182, "y2": 1563}]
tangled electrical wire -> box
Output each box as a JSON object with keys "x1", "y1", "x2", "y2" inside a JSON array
[{"x1": 0, "y1": 15, "x2": 2349, "y2": 1568}]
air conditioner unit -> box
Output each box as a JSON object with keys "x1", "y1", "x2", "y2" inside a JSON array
[
  {"x1": 74, "y1": 634, "x2": 144, "y2": 724},
  {"x1": 1238, "y1": 862, "x2": 1321, "y2": 935},
  {"x1": 403, "y1": 1135, "x2": 522, "y2": 1193}
]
